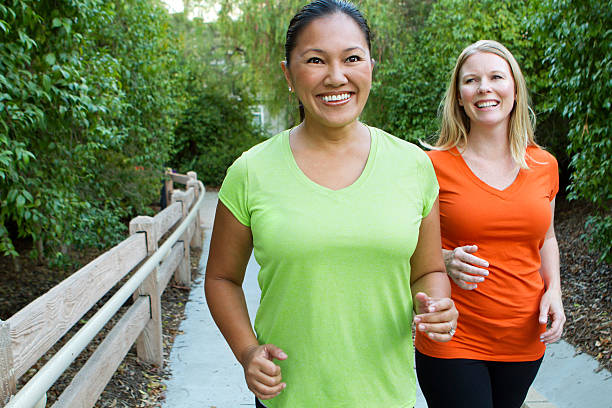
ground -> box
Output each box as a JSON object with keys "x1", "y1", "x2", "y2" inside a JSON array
[{"x1": 0, "y1": 196, "x2": 610, "y2": 406}]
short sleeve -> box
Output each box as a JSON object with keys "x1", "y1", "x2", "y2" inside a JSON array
[
  {"x1": 419, "y1": 152, "x2": 439, "y2": 217},
  {"x1": 218, "y1": 154, "x2": 251, "y2": 226},
  {"x1": 548, "y1": 155, "x2": 559, "y2": 201}
]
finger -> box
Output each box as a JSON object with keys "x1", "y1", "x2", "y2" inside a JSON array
[
  {"x1": 456, "y1": 271, "x2": 486, "y2": 283},
  {"x1": 423, "y1": 297, "x2": 454, "y2": 313},
  {"x1": 252, "y1": 382, "x2": 286, "y2": 400},
  {"x1": 254, "y1": 370, "x2": 283, "y2": 387},
  {"x1": 461, "y1": 252, "x2": 489, "y2": 268},
  {"x1": 541, "y1": 313, "x2": 565, "y2": 343},
  {"x1": 425, "y1": 330, "x2": 454, "y2": 343},
  {"x1": 264, "y1": 344, "x2": 288, "y2": 361},
  {"x1": 462, "y1": 263, "x2": 489, "y2": 276},
  {"x1": 539, "y1": 301, "x2": 550, "y2": 324},
  {"x1": 415, "y1": 309, "x2": 457, "y2": 324},
  {"x1": 417, "y1": 320, "x2": 455, "y2": 334},
  {"x1": 452, "y1": 277, "x2": 477, "y2": 290},
  {"x1": 540, "y1": 327, "x2": 562, "y2": 344},
  {"x1": 461, "y1": 245, "x2": 479, "y2": 254},
  {"x1": 258, "y1": 360, "x2": 282, "y2": 377},
  {"x1": 246, "y1": 351, "x2": 282, "y2": 377},
  {"x1": 413, "y1": 292, "x2": 431, "y2": 314}
]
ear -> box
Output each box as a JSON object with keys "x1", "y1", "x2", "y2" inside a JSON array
[
  {"x1": 370, "y1": 58, "x2": 376, "y2": 68},
  {"x1": 458, "y1": 96, "x2": 464, "y2": 107},
  {"x1": 281, "y1": 61, "x2": 293, "y2": 91}
]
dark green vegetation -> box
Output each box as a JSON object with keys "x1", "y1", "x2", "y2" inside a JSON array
[
  {"x1": 1, "y1": 0, "x2": 180, "y2": 261},
  {"x1": 1, "y1": 0, "x2": 610, "y2": 263}
]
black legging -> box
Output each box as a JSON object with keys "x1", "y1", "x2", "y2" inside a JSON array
[{"x1": 415, "y1": 349, "x2": 543, "y2": 408}]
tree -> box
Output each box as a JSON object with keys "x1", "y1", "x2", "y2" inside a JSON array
[
  {"x1": 532, "y1": 0, "x2": 612, "y2": 262},
  {"x1": 0, "y1": 0, "x2": 185, "y2": 262}
]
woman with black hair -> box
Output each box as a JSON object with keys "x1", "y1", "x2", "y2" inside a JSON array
[{"x1": 205, "y1": 1, "x2": 458, "y2": 406}]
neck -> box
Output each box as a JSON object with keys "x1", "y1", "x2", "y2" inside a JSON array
[
  {"x1": 466, "y1": 121, "x2": 511, "y2": 159},
  {"x1": 296, "y1": 118, "x2": 368, "y2": 150}
]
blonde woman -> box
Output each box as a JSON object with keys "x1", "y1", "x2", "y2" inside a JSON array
[{"x1": 415, "y1": 40, "x2": 565, "y2": 408}]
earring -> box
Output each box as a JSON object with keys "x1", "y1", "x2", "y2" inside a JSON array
[{"x1": 288, "y1": 86, "x2": 292, "y2": 92}]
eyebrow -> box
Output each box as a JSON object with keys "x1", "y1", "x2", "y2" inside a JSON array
[{"x1": 299, "y1": 46, "x2": 366, "y2": 57}]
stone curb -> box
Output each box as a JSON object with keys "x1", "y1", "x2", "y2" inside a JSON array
[{"x1": 522, "y1": 388, "x2": 558, "y2": 408}]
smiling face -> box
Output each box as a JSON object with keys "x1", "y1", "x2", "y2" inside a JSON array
[
  {"x1": 281, "y1": 12, "x2": 373, "y2": 130},
  {"x1": 458, "y1": 52, "x2": 516, "y2": 130}
]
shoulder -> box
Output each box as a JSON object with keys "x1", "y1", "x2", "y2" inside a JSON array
[
  {"x1": 426, "y1": 148, "x2": 453, "y2": 161},
  {"x1": 526, "y1": 145, "x2": 558, "y2": 170},
  {"x1": 240, "y1": 130, "x2": 288, "y2": 162},
  {"x1": 228, "y1": 130, "x2": 288, "y2": 173},
  {"x1": 425, "y1": 148, "x2": 458, "y2": 172},
  {"x1": 370, "y1": 126, "x2": 429, "y2": 162}
]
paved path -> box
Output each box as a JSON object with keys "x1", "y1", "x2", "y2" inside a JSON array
[{"x1": 162, "y1": 192, "x2": 611, "y2": 408}]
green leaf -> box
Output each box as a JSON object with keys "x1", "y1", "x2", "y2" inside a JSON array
[{"x1": 44, "y1": 53, "x2": 56, "y2": 66}]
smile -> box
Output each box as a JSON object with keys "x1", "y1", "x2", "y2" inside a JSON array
[
  {"x1": 320, "y1": 93, "x2": 352, "y2": 103},
  {"x1": 475, "y1": 100, "x2": 499, "y2": 108}
]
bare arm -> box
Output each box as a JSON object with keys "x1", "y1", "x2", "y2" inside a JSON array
[
  {"x1": 205, "y1": 202, "x2": 286, "y2": 399},
  {"x1": 538, "y1": 198, "x2": 565, "y2": 344},
  {"x1": 410, "y1": 199, "x2": 458, "y2": 342}
]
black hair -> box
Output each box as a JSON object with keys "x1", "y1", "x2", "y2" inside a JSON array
[{"x1": 284, "y1": 0, "x2": 372, "y2": 122}]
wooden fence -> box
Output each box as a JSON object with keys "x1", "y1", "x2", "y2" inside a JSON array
[{"x1": 0, "y1": 170, "x2": 205, "y2": 408}]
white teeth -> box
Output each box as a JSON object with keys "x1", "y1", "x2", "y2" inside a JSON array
[
  {"x1": 322, "y1": 93, "x2": 351, "y2": 102},
  {"x1": 476, "y1": 101, "x2": 498, "y2": 108}
]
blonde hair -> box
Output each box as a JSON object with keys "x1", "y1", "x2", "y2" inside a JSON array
[{"x1": 434, "y1": 40, "x2": 537, "y2": 169}]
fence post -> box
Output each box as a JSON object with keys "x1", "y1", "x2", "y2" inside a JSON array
[
  {"x1": 0, "y1": 320, "x2": 16, "y2": 406},
  {"x1": 129, "y1": 216, "x2": 163, "y2": 367},
  {"x1": 171, "y1": 192, "x2": 191, "y2": 286},
  {"x1": 186, "y1": 172, "x2": 203, "y2": 249},
  {"x1": 164, "y1": 169, "x2": 174, "y2": 209}
]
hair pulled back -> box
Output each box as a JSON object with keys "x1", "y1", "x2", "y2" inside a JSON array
[{"x1": 284, "y1": 0, "x2": 372, "y2": 121}]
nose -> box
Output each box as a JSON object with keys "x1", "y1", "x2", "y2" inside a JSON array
[
  {"x1": 324, "y1": 62, "x2": 348, "y2": 87},
  {"x1": 478, "y1": 79, "x2": 491, "y2": 93}
]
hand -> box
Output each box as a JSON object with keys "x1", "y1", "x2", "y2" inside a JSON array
[
  {"x1": 539, "y1": 288, "x2": 566, "y2": 344},
  {"x1": 414, "y1": 292, "x2": 459, "y2": 342},
  {"x1": 444, "y1": 245, "x2": 489, "y2": 290},
  {"x1": 240, "y1": 344, "x2": 288, "y2": 400}
]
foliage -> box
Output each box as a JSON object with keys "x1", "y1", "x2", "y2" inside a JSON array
[
  {"x1": 173, "y1": 87, "x2": 264, "y2": 186},
  {"x1": 532, "y1": 0, "x2": 611, "y2": 262},
  {"x1": 363, "y1": 0, "x2": 547, "y2": 142},
  {"x1": 0, "y1": 0, "x2": 183, "y2": 260}
]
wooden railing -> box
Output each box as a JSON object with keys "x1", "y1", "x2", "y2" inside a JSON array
[{"x1": 0, "y1": 170, "x2": 205, "y2": 408}]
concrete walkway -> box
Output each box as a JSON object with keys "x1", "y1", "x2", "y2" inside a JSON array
[{"x1": 162, "y1": 193, "x2": 612, "y2": 408}]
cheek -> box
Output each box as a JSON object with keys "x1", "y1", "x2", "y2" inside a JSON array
[{"x1": 458, "y1": 87, "x2": 472, "y2": 105}]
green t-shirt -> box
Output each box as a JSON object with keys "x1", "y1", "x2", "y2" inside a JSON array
[{"x1": 218, "y1": 126, "x2": 438, "y2": 407}]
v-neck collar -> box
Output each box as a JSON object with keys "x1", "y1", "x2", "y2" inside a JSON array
[
  {"x1": 450, "y1": 147, "x2": 526, "y2": 198},
  {"x1": 282, "y1": 126, "x2": 377, "y2": 195}
]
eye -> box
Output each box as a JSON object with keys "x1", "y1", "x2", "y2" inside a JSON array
[
  {"x1": 465, "y1": 78, "x2": 476, "y2": 84},
  {"x1": 307, "y1": 57, "x2": 323, "y2": 64},
  {"x1": 346, "y1": 55, "x2": 362, "y2": 63},
  {"x1": 492, "y1": 74, "x2": 504, "y2": 79}
]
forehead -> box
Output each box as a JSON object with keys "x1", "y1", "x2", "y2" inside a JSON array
[
  {"x1": 293, "y1": 12, "x2": 369, "y2": 53},
  {"x1": 460, "y1": 52, "x2": 512, "y2": 75}
]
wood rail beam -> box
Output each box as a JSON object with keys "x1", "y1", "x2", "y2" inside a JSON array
[
  {"x1": 7, "y1": 234, "x2": 147, "y2": 381},
  {"x1": 51, "y1": 297, "x2": 149, "y2": 408}
]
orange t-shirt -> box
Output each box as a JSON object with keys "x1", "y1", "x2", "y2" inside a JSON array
[{"x1": 415, "y1": 146, "x2": 559, "y2": 361}]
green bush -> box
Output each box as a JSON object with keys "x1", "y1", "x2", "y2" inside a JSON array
[
  {"x1": 173, "y1": 89, "x2": 264, "y2": 186},
  {"x1": 0, "y1": 0, "x2": 185, "y2": 261},
  {"x1": 532, "y1": 0, "x2": 611, "y2": 262}
]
